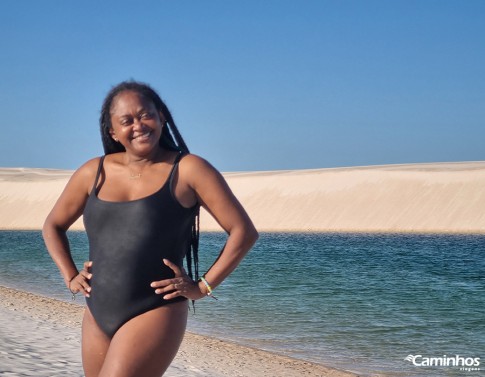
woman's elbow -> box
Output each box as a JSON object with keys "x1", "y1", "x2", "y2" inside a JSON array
[
  {"x1": 244, "y1": 222, "x2": 259, "y2": 248},
  {"x1": 42, "y1": 216, "x2": 56, "y2": 242},
  {"x1": 42, "y1": 216, "x2": 52, "y2": 237},
  {"x1": 42, "y1": 215, "x2": 65, "y2": 240}
]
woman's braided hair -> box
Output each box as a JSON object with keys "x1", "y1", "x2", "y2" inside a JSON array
[{"x1": 99, "y1": 80, "x2": 199, "y2": 281}]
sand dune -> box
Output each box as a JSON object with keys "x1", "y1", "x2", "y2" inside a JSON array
[{"x1": 1, "y1": 162, "x2": 485, "y2": 233}]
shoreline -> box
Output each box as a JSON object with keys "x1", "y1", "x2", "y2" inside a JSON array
[
  {"x1": 3, "y1": 229, "x2": 485, "y2": 240},
  {"x1": 2, "y1": 228, "x2": 485, "y2": 235},
  {"x1": 0, "y1": 285, "x2": 357, "y2": 377}
]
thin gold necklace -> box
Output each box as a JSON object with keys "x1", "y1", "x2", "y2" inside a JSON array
[
  {"x1": 129, "y1": 172, "x2": 142, "y2": 180},
  {"x1": 126, "y1": 150, "x2": 165, "y2": 180},
  {"x1": 127, "y1": 163, "x2": 147, "y2": 180}
]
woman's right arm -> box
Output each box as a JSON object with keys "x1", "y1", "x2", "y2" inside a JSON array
[{"x1": 42, "y1": 158, "x2": 99, "y2": 297}]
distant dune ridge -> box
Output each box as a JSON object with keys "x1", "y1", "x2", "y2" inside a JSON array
[{"x1": 1, "y1": 162, "x2": 485, "y2": 233}]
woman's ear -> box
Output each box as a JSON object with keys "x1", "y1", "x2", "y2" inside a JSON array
[{"x1": 109, "y1": 128, "x2": 118, "y2": 142}]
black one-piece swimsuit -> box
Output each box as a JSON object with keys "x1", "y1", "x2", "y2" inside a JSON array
[{"x1": 83, "y1": 153, "x2": 197, "y2": 338}]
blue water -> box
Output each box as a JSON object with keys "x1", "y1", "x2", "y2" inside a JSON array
[{"x1": 0, "y1": 231, "x2": 484, "y2": 376}]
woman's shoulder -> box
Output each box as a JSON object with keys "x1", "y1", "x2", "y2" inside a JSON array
[
  {"x1": 179, "y1": 153, "x2": 216, "y2": 172},
  {"x1": 59, "y1": 156, "x2": 105, "y2": 195},
  {"x1": 78, "y1": 153, "x2": 124, "y2": 172},
  {"x1": 178, "y1": 153, "x2": 223, "y2": 186},
  {"x1": 71, "y1": 156, "x2": 106, "y2": 182},
  {"x1": 77, "y1": 156, "x2": 104, "y2": 173}
]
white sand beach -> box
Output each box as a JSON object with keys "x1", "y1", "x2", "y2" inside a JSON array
[
  {"x1": 1, "y1": 162, "x2": 485, "y2": 233},
  {"x1": 0, "y1": 286, "x2": 356, "y2": 377}
]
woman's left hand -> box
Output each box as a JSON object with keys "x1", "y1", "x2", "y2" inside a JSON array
[{"x1": 150, "y1": 259, "x2": 206, "y2": 301}]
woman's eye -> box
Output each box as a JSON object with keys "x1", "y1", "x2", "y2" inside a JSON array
[{"x1": 141, "y1": 112, "x2": 152, "y2": 119}]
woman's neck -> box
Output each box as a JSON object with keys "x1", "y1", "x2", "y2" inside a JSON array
[{"x1": 123, "y1": 147, "x2": 166, "y2": 167}]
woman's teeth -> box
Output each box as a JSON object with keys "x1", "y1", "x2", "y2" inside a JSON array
[{"x1": 133, "y1": 131, "x2": 151, "y2": 140}]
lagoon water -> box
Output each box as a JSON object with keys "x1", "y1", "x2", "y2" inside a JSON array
[{"x1": 1, "y1": 231, "x2": 483, "y2": 376}]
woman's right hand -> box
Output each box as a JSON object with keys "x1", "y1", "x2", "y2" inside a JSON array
[{"x1": 68, "y1": 261, "x2": 93, "y2": 298}]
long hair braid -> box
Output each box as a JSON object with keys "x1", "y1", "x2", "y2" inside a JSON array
[{"x1": 99, "y1": 80, "x2": 200, "y2": 282}]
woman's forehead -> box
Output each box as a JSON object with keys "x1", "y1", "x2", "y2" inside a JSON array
[{"x1": 110, "y1": 90, "x2": 155, "y2": 115}]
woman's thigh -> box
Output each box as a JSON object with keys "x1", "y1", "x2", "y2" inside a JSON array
[
  {"x1": 82, "y1": 307, "x2": 111, "y2": 377},
  {"x1": 99, "y1": 301, "x2": 189, "y2": 377}
]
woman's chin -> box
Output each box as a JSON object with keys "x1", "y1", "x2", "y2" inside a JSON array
[{"x1": 127, "y1": 141, "x2": 161, "y2": 156}]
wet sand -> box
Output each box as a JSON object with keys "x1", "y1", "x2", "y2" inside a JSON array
[{"x1": 0, "y1": 286, "x2": 357, "y2": 376}]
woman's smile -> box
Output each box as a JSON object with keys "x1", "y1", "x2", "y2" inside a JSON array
[{"x1": 132, "y1": 130, "x2": 153, "y2": 141}]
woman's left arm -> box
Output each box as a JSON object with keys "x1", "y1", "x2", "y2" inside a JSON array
[
  {"x1": 190, "y1": 156, "x2": 259, "y2": 293},
  {"x1": 152, "y1": 154, "x2": 258, "y2": 300}
]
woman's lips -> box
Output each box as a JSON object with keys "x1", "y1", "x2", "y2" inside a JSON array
[{"x1": 132, "y1": 131, "x2": 152, "y2": 141}]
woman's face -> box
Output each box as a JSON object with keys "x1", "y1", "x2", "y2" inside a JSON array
[{"x1": 109, "y1": 90, "x2": 164, "y2": 156}]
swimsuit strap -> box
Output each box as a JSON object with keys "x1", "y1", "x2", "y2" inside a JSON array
[
  {"x1": 168, "y1": 151, "x2": 185, "y2": 197},
  {"x1": 91, "y1": 156, "x2": 106, "y2": 194},
  {"x1": 173, "y1": 150, "x2": 185, "y2": 165}
]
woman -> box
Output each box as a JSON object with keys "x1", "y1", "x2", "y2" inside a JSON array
[{"x1": 43, "y1": 81, "x2": 258, "y2": 377}]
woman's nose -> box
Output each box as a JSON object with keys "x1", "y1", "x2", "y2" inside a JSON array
[{"x1": 132, "y1": 117, "x2": 144, "y2": 129}]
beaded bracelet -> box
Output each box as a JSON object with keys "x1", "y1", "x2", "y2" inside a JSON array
[
  {"x1": 68, "y1": 275, "x2": 77, "y2": 301},
  {"x1": 199, "y1": 276, "x2": 218, "y2": 300}
]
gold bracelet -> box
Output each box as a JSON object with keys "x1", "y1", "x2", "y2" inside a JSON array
[{"x1": 199, "y1": 276, "x2": 218, "y2": 300}]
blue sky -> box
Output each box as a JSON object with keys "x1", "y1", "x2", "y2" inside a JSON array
[{"x1": 1, "y1": 1, "x2": 484, "y2": 172}]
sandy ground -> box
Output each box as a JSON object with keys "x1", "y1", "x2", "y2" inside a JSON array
[
  {"x1": 0, "y1": 286, "x2": 357, "y2": 377},
  {"x1": 1, "y1": 161, "x2": 485, "y2": 233}
]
